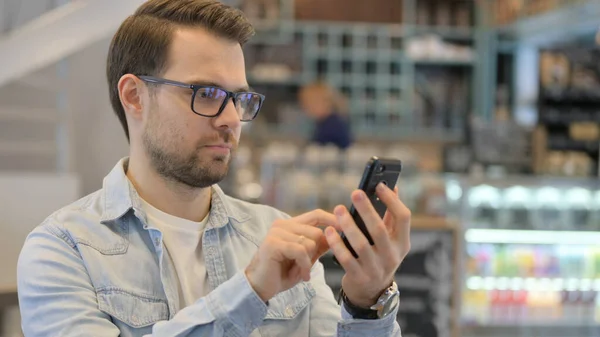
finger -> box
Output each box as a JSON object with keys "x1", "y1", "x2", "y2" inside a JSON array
[
  {"x1": 376, "y1": 183, "x2": 411, "y2": 239},
  {"x1": 334, "y1": 205, "x2": 377, "y2": 263},
  {"x1": 383, "y1": 186, "x2": 400, "y2": 224},
  {"x1": 280, "y1": 222, "x2": 325, "y2": 244},
  {"x1": 324, "y1": 226, "x2": 361, "y2": 274},
  {"x1": 376, "y1": 183, "x2": 409, "y2": 220},
  {"x1": 289, "y1": 264, "x2": 302, "y2": 283},
  {"x1": 383, "y1": 186, "x2": 399, "y2": 224},
  {"x1": 350, "y1": 190, "x2": 391, "y2": 249},
  {"x1": 291, "y1": 209, "x2": 341, "y2": 231},
  {"x1": 273, "y1": 220, "x2": 331, "y2": 263},
  {"x1": 272, "y1": 227, "x2": 318, "y2": 259},
  {"x1": 313, "y1": 234, "x2": 330, "y2": 262},
  {"x1": 276, "y1": 240, "x2": 313, "y2": 281}
]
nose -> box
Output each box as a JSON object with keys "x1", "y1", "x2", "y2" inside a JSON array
[{"x1": 213, "y1": 97, "x2": 241, "y2": 131}]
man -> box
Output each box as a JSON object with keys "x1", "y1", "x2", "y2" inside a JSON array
[
  {"x1": 298, "y1": 81, "x2": 353, "y2": 150},
  {"x1": 17, "y1": 1, "x2": 411, "y2": 336}
]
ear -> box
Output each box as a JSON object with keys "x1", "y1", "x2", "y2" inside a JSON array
[{"x1": 118, "y1": 74, "x2": 146, "y2": 122}]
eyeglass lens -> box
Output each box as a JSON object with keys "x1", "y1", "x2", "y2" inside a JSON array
[{"x1": 193, "y1": 87, "x2": 261, "y2": 121}]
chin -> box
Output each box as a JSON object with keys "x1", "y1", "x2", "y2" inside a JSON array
[
  {"x1": 205, "y1": 156, "x2": 231, "y2": 173},
  {"x1": 213, "y1": 154, "x2": 230, "y2": 162},
  {"x1": 203, "y1": 154, "x2": 230, "y2": 168}
]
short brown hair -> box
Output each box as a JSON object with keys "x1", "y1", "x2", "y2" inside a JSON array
[{"x1": 107, "y1": 0, "x2": 255, "y2": 142}]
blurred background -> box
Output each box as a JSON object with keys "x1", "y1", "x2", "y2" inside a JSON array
[{"x1": 1, "y1": 0, "x2": 600, "y2": 336}]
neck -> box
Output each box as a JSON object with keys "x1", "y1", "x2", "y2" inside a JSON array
[{"x1": 126, "y1": 150, "x2": 212, "y2": 222}]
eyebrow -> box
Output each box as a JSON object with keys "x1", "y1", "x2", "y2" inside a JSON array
[{"x1": 187, "y1": 78, "x2": 250, "y2": 93}]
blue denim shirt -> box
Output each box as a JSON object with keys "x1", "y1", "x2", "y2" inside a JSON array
[{"x1": 17, "y1": 158, "x2": 401, "y2": 337}]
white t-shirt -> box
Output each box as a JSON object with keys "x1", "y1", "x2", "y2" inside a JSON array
[{"x1": 140, "y1": 198, "x2": 211, "y2": 307}]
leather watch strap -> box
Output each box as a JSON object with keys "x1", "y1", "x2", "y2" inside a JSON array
[{"x1": 338, "y1": 288, "x2": 379, "y2": 320}]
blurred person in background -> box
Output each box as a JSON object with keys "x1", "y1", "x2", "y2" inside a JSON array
[
  {"x1": 299, "y1": 81, "x2": 353, "y2": 150},
  {"x1": 17, "y1": 1, "x2": 410, "y2": 336}
]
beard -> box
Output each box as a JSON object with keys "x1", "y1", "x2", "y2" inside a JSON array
[{"x1": 142, "y1": 122, "x2": 237, "y2": 189}]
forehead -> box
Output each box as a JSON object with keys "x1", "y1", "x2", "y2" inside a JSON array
[
  {"x1": 301, "y1": 86, "x2": 329, "y2": 98},
  {"x1": 163, "y1": 26, "x2": 247, "y2": 89}
]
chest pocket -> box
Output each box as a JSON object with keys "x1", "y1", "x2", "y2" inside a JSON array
[{"x1": 97, "y1": 288, "x2": 169, "y2": 328}]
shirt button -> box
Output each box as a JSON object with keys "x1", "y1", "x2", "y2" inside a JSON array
[
  {"x1": 285, "y1": 306, "x2": 293, "y2": 317},
  {"x1": 154, "y1": 238, "x2": 160, "y2": 247}
]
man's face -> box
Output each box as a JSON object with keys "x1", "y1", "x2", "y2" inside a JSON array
[
  {"x1": 142, "y1": 27, "x2": 247, "y2": 188},
  {"x1": 299, "y1": 87, "x2": 333, "y2": 120}
]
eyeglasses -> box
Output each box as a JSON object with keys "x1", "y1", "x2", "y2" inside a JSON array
[{"x1": 138, "y1": 75, "x2": 264, "y2": 121}]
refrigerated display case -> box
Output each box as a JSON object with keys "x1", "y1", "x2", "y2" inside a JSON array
[{"x1": 445, "y1": 175, "x2": 600, "y2": 337}]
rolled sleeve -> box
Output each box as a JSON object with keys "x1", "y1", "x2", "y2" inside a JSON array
[
  {"x1": 204, "y1": 271, "x2": 269, "y2": 336},
  {"x1": 338, "y1": 303, "x2": 400, "y2": 337}
]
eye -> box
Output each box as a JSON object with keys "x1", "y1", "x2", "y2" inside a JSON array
[
  {"x1": 197, "y1": 87, "x2": 224, "y2": 100},
  {"x1": 197, "y1": 90, "x2": 211, "y2": 99}
]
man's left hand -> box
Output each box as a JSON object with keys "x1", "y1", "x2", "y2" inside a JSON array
[{"x1": 324, "y1": 183, "x2": 411, "y2": 308}]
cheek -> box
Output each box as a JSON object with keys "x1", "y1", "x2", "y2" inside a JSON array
[
  {"x1": 174, "y1": 119, "x2": 198, "y2": 147},
  {"x1": 154, "y1": 99, "x2": 193, "y2": 141},
  {"x1": 234, "y1": 126, "x2": 242, "y2": 141},
  {"x1": 146, "y1": 116, "x2": 184, "y2": 153}
]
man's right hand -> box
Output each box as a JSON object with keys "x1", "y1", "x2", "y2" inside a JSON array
[{"x1": 245, "y1": 209, "x2": 339, "y2": 302}]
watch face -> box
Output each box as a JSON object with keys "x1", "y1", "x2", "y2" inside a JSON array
[
  {"x1": 375, "y1": 284, "x2": 400, "y2": 319},
  {"x1": 382, "y1": 292, "x2": 400, "y2": 317}
]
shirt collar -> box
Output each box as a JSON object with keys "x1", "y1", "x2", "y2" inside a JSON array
[{"x1": 100, "y1": 157, "x2": 249, "y2": 227}]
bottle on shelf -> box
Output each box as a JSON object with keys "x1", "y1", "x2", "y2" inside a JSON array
[
  {"x1": 565, "y1": 188, "x2": 592, "y2": 231},
  {"x1": 512, "y1": 290, "x2": 529, "y2": 324},
  {"x1": 595, "y1": 290, "x2": 600, "y2": 323},
  {"x1": 581, "y1": 290, "x2": 596, "y2": 325},
  {"x1": 527, "y1": 290, "x2": 544, "y2": 323},
  {"x1": 535, "y1": 187, "x2": 564, "y2": 230},
  {"x1": 469, "y1": 185, "x2": 501, "y2": 228},
  {"x1": 595, "y1": 248, "x2": 600, "y2": 278},
  {"x1": 593, "y1": 190, "x2": 600, "y2": 232},
  {"x1": 502, "y1": 186, "x2": 533, "y2": 230},
  {"x1": 463, "y1": 289, "x2": 490, "y2": 325}
]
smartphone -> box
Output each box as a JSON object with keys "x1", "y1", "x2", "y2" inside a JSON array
[{"x1": 338, "y1": 156, "x2": 402, "y2": 259}]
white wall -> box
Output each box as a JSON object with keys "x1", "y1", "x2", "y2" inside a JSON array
[
  {"x1": 0, "y1": 36, "x2": 129, "y2": 337},
  {"x1": 1, "y1": 0, "x2": 56, "y2": 33},
  {"x1": 66, "y1": 37, "x2": 130, "y2": 195},
  {"x1": 0, "y1": 36, "x2": 129, "y2": 194},
  {"x1": 0, "y1": 173, "x2": 80, "y2": 292},
  {"x1": 0, "y1": 35, "x2": 130, "y2": 291},
  {"x1": 0, "y1": 5, "x2": 133, "y2": 335}
]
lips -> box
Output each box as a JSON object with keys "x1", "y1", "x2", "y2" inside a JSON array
[{"x1": 205, "y1": 143, "x2": 233, "y2": 149}]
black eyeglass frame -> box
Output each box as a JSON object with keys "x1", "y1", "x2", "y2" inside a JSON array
[{"x1": 138, "y1": 75, "x2": 265, "y2": 121}]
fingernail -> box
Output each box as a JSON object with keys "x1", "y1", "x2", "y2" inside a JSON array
[
  {"x1": 356, "y1": 191, "x2": 365, "y2": 201},
  {"x1": 334, "y1": 207, "x2": 345, "y2": 217},
  {"x1": 377, "y1": 182, "x2": 386, "y2": 191},
  {"x1": 325, "y1": 227, "x2": 335, "y2": 237}
]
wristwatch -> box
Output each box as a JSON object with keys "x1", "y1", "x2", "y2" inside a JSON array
[{"x1": 338, "y1": 282, "x2": 400, "y2": 320}]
